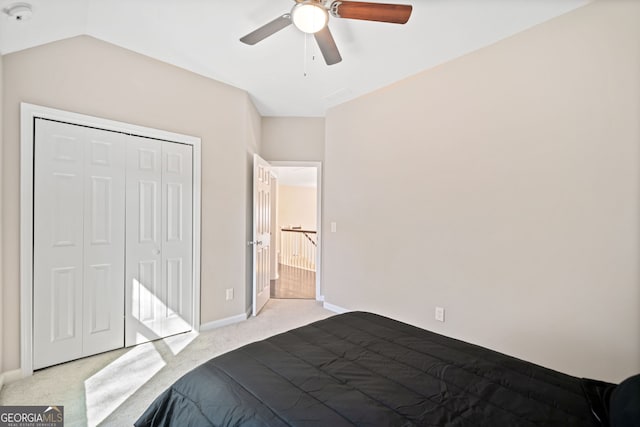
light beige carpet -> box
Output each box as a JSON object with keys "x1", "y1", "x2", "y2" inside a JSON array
[{"x1": 0, "y1": 299, "x2": 333, "y2": 426}]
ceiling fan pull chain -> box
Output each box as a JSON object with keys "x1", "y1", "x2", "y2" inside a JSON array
[
  {"x1": 312, "y1": 33, "x2": 316, "y2": 62},
  {"x1": 303, "y1": 33, "x2": 309, "y2": 77}
]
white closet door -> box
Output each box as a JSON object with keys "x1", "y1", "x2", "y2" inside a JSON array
[
  {"x1": 82, "y1": 128, "x2": 126, "y2": 356},
  {"x1": 125, "y1": 136, "x2": 164, "y2": 346},
  {"x1": 125, "y1": 137, "x2": 193, "y2": 346},
  {"x1": 161, "y1": 142, "x2": 193, "y2": 337},
  {"x1": 33, "y1": 120, "x2": 85, "y2": 369},
  {"x1": 33, "y1": 120, "x2": 126, "y2": 369},
  {"x1": 33, "y1": 117, "x2": 194, "y2": 367}
]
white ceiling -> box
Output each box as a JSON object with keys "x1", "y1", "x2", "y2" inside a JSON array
[{"x1": 0, "y1": 0, "x2": 590, "y2": 117}]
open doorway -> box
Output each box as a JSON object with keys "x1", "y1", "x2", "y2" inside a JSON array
[{"x1": 270, "y1": 164, "x2": 321, "y2": 300}]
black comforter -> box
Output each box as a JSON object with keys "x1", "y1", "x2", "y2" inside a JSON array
[{"x1": 136, "y1": 311, "x2": 610, "y2": 426}]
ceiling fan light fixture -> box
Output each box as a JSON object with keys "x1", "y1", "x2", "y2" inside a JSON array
[{"x1": 291, "y1": 1, "x2": 328, "y2": 34}]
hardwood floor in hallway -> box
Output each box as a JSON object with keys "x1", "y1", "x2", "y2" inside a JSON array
[{"x1": 271, "y1": 263, "x2": 315, "y2": 299}]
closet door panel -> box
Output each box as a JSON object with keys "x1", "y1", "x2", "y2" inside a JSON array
[
  {"x1": 162, "y1": 143, "x2": 193, "y2": 336},
  {"x1": 82, "y1": 129, "x2": 126, "y2": 356},
  {"x1": 125, "y1": 136, "x2": 163, "y2": 346},
  {"x1": 33, "y1": 119, "x2": 85, "y2": 369}
]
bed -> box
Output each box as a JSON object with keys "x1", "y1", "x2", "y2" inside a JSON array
[{"x1": 135, "y1": 311, "x2": 620, "y2": 426}]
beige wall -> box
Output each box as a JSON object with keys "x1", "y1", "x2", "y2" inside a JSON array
[
  {"x1": 261, "y1": 117, "x2": 325, "y2": 162},
  {"x1": 278, "y1": 185, "x2": 317, "y2": 231},
  {"x1": 1, "y1": 36, "x2": 258, "y2": 372},
  {"x1": 323, "y1": 0, "x2": 640, "y2": 383}
]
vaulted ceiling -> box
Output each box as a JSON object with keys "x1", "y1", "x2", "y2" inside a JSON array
[{"x1": 0, "y1": 0, "x2": 590, "y2": 116}]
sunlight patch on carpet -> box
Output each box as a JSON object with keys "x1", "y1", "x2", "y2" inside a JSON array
[
  {"x1": 164, "y1": 331, "x2": 198, "y2": 356},
  {"x1": 84, "y1": 344, "x2": 165, "y2": 425}
]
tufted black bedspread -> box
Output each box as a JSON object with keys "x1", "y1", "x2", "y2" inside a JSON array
[{"x1": 135, "y1": 311, "x2": 611, "y2": 426}]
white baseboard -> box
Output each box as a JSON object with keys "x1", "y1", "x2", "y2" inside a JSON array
[
  {"x1": 0, "y1": 369, "x2": 23, "y2": 388},
  {"x1": 323, "y1": 302, "x2": 350, "y2": 314},
  {"x1": 200, "y1": 309, "x2": 250, "y2": 332},
  {"x1": 316, "y1": 295, "x2": 325, "y2": 302}
]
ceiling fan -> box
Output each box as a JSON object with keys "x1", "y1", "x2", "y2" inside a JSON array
[{"x1": 240, "y1": 0, "x2": 413, "y2": 66}]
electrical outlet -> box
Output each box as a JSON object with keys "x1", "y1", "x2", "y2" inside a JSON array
[
  {"x1": 226, "y1": 288, "x2": 234, "y2": 301},
  {"x1": 435, "y1": 307, "x2": 445, "y2": 322}
]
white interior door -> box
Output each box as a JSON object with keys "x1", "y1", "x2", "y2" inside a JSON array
[
  {"x1": 252, "y1": 154, "x2": 272, "y2": 316},
  {"x1": 34, "y1": 120, "x2": 84, "y2": 369},
  {"x1": 81, "y1": 127, "x2": 126, "y2": 356},
  {"x1": 125, "y1": 136, "x2": 163, "y2": 346},
  {"x1": 161, "y1": 142, "x2": 193, "y2": 337},
  {"x1": 125, "y1": 136, "x2": 193, "y2": 346},
  {"x1": 33, "y1": 119, "x2": 125, "y2": 370}
]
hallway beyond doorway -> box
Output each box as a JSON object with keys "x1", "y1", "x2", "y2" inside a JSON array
[{"x1": 271, "y1": 263, "x2": 315, "y2": 299}]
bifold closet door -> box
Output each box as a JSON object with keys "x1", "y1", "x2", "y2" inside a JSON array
[
  {"x1": 33, "y1": 119, "x2": 125, "y2": 370},
  {"x1": 161, "y1": 142, "x2": 193, "y2": 338},
  {"x1": 125, "y1": 136, "x2": 193, "y2": 346}
]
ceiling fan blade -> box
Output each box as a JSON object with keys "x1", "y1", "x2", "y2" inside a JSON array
[
  {"x1": 314, "y1": 26, "x2": 342, "y2": 66},
  {"x1": 331, "y1": 1, "x2": 412, "y2": 24},
  {"x1": 240, "y1": 14, "x2": 292, "y2": 45}
]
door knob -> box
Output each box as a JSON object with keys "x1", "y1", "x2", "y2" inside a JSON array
[{"x1": 153, "y1": 248, "x2": 161, "y2": 255}]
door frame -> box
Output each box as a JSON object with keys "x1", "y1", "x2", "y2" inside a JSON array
[
  {"x1": 19, "y1": 103, "x2": 202, "y2": 377},
  {"x1": 268, "y1": 161, "x2": 323, "y2": 301}
]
